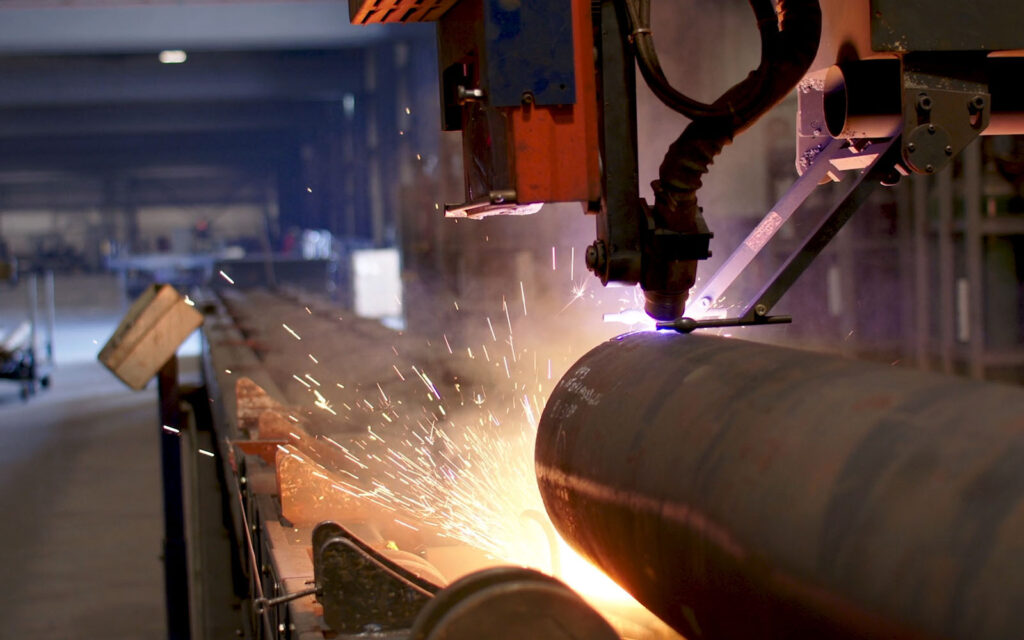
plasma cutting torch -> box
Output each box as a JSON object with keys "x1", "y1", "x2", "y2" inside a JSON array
[
  {"x1": 346, "y1": 2, "x2": 1024, "y2": 639},
  {"x1": 350, "y1": 0, "x2": 1024, "y2": 324}
]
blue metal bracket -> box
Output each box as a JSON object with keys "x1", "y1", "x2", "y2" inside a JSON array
[{"x1": 483, "y1": 0, "x2": 576, "y2": 107}]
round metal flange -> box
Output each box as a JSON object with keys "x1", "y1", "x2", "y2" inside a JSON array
[
  {"x1": 903, "y1": 123, "x2": 953, "y2": 174},
  {"x1": 409, "y1": 566, "x2": 619, "y2": 640}
]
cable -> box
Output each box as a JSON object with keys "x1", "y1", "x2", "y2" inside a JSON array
[
  {"x1": 640, "y1": 0, "x2": 822, "y2": 318},
  {"x1": 620, "y1": 0, "x2": 781, "y2": 122}
]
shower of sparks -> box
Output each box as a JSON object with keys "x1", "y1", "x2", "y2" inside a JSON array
[
  {"x1": 259, "y1": 283, "x2": 663, "y2": 623},
  {"x1": 218, "y1": 270, "x2": 235, "y2": 285},
  {"x1": 283, "y1": 324, "x2": 302, "y2": 340}
]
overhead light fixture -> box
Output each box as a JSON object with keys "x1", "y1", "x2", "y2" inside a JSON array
[{"x1": 159, "y1": 50, "x2": 187, "y2": 64}]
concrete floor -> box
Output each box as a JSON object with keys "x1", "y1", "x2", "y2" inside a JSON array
[{"x1": 0, "y1": 275, "x2": 168, "y2": 638}]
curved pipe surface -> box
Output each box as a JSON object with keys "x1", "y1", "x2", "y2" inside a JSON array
[{"x1": 536, "y1": 332, "x2": 1024, "y2": 640}]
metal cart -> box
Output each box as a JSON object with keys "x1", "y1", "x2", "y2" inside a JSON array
[{"x1": 1, "y1": 272, "x2": 55, "y2": 400}]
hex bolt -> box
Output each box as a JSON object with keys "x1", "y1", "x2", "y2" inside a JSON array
[
  {"x1": 754, "y1": 304, "x2": 768, "y2": 317},
  {"x1": 945, "y1": 145, "x2": 954, "y2": 156},
  {"x1": 521, "y1": 91, "x2": 535, "y2": 105},
  {"x1": 907, "y1": 142, "x2": 916, "y2": 153},
  {"x1": 970, "y1": 95, "x2": 987, "y2": 112},
  {"x1": 917, "y1": 94, "x2": 933, "y2": 111},
  {"x1": 926, "y1": 164, "x2": 935, "y2": 173},
  {"x1": 585, "y1": 241, "x2": 607, "y2": 273},
  {"x1": 456, "y1": 86, "x2": 485, "y2": 104},
  {"x1": 927, "y1": 124, "x2": 936, "y2": 134}
]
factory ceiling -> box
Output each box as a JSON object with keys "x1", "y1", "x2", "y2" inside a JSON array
[
  {"x1": 0, "y1": 1, "x2": 397, "y2": 55},
  {"x1": 0, "y1": 3, "x2": 432, "y2": 229}
]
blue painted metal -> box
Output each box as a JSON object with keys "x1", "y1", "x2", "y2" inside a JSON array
[{"x1": 483, "y1": 0, "x2": 576, "y2": 107}]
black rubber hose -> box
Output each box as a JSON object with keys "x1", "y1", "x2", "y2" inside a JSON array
[
  {"x1": 643, "y1": 0, "x2": 821, "y2": 319},
  {"x1": 625, "y1": 0, "x2": 780, "y2": 121},
  {"x1": 653, "y1": 0, "x2": 822, "y2": 232}
]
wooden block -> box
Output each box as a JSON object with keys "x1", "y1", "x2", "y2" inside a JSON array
[{"x1": 98, "y1": 284, "x2": 203, "y2": 390}]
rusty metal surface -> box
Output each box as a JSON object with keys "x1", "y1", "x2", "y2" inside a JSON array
[
  {"x1": 277, "y1": 445, "x2": 376, "y2": 525},
  {"x1": 236, "y1": 376, "x2": 287, "y2": 434},
  {"x1": 537, "y1": 331, "x2": 1024, "y2": 640},
  {"x1": 234, "y1": 439, "x2": 288, "y2": 465}
]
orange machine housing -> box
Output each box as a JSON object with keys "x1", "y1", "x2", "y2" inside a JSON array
[{"x1": 507, "y1": 0, "x2": 601, "y2": 207}]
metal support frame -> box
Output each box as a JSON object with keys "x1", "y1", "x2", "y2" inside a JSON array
[
  {"x1": 676, "y1": 137, "x2": 898, "y2": 333},
  {"x1": 739, "y1": 137, "x2": 899, "y2": 320},
  {"x1": 312, "y1": 521, "x2": 438, "y2": 633},
  {"x1": 158, "y1": 355, "x2": 192, "y2": 640},
  {"x1": 590, "y1": 0, "x2": 643, "y2": 285}
]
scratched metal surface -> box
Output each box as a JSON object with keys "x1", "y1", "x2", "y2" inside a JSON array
[{"x1": 538, "y1": 330, "x2": 1024, "y2": 640}]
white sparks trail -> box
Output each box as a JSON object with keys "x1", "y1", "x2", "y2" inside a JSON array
[
  {"x1": 309, "y1": 353, "x2": 319, "y2": 364},
  {"x1": 283, "y1": 324, "x2": 302, "y2": 340},
  {"x1": 392, "y1": 365, "x2": 406, "y2": 381},
  {"x1": 162, "y1": 425, "x2": 180, "y2": 434},
  {"x1": 199, "y1": 449, "x2": 215, "y2": 458},
  {"x1": 443, "y1": 333, "x2": 453, "y2": 354},
  {"x1": 570, "y1": 246, "x2": 575, "y2": 281},
  {"x1": 219, "y1": 270, "x2": 235, "y2": 285},
  {"x1": 314, "y1": 390, "x2": 337, "y2": 416},
  {"x1": 486, "y1": 317, "x2": 497, "y2": 342},
  {"x1": 551, "y1": 246, "x2": 556, "y2": 271},
  {"x1": 503, "y1": 297, "x2": 514, "y2": 335},
  {"x1": 559, "y1": 280, "x2": 589, "y2": 314},
  {"x1": 520, "y1": 281, "x2": 528, "y2": 316},
  {"x1": 292, "y1": 374, "x2": 311, "y2": 388}
]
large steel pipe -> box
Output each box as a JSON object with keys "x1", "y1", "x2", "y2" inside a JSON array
[{"x1": 536, "y1": 332, "x2": 1024, "y2": 640}]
